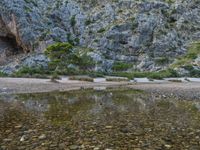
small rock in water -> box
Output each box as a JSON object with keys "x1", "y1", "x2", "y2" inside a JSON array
[
  {"x1": 3, "y1": 139, "x2": 12, "y2": 142},
  {"x1": 164, "y1": 144, "x2": 172, "y2": 149},
  {"x1": 38, "y1": 134, "x2": 46, "y2": 140},
  {"x1": 1, "y1": 146, "x2": 7, "y2": 150},
  {"x1": 15, "y1": 125, "x2": 22, "y2": 129},
  {"x1": 20, "y1": 135, "x2": 26, "y2": 142},
  {"x1": 69, "y1": 145, "x2": 79, "y2": 150},
  {"x1": 105, "y1": 126, "x2": 113, "y2": 129},
  {"x1": 94, "y1": 147, "x2": 100, "y2": 150},
  {"x1": 120, "y1": 128, "x2": 129, "y2": 133}
]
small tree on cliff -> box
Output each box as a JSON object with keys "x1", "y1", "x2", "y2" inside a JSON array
[
  {"x1": 45, "y1": 42, "x2": 74, "y2": 71},
  {"x1": 45, "y1": 42, "x2": 95, "y2": 74}
]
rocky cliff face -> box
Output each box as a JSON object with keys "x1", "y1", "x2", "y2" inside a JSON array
[{"x1": 0, "y1": 0, "x2": 200, "y2": 74}]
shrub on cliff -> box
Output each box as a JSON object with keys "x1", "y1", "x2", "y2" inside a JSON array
[
  {"x1": 0, "y1": 71, "x2": 7, "y2": 77},
  {"x1": 45, "y1": 42, "x2": 73, "y2": 71},
  {"x1": 45, "y1": 42, "x2": 95, "y2": 74}
]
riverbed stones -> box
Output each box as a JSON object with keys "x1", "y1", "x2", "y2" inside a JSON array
[
  {"x1": 38, "y1": 134, "x2": 46, "y2": 140},
  {"x1": 1, "y1": 86, "x2": 200, "y2": 149}
]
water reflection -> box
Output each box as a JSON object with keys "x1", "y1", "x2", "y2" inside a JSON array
[
  {"x1": 0, "y1": 88, "x2": 200, "y2": 149},
  {"x1": 12, "y1": 89, "x2": 150, "y2": 125}
]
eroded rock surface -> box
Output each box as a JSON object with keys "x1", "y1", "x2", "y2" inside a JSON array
[{"x1": 0, "y1": 0, "x2": 200, "y2": 73}]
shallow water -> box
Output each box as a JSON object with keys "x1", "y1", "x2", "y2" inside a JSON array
[{"x1": 0, "y1": 88, "x2": 200, "y2": 150}]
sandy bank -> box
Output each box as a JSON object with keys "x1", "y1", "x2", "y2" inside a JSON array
[{"x1": 0, "y1": 77, "x2": 200, "y2": 100}]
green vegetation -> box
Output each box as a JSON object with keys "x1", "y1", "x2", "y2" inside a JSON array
[
  {"x1": 112, "y1": 62, "x2": 132, "y2": 71},
  {"x1": 69, "y1": 76, "x2": 94, "y2": 82},
  {"x1": 50, "y1": 72, "x2": 61, "y2": 82},
  {"x1": 106, "y1": 77, "x2": 129, "y2": 82},
  {"x1": 110, "y1": 69, "x2": 178, "y2": 80},
  {"x1": 155, "y1": 57, "x2": 170, "y2": 65},
  {"x1": 0, "y1": 71, "x2": 7, "y2": 77},
  {"x1": 85, "y1": 19, "x2": 94, "y2": 26},
  {"x1": 168, "y1": 79, "x2": 182, "y2": 82},
  {"x1": 182, "y1": 65, "x2": 200, "y2": 77},
  {"x1": 172, "y1": 41, "x2": 200, "y2": 67},
  {"x1": 97, "y1": 28, "x2": 106, "y2": 33},
  {"x1": 45, "y1": 42, "x2": 95, "y2": 75},
  {"x1": 131, "y1": 17, "x2": 138, "y2": 31},
  {"x1": 169, "y1": 41, "x2": 200, "y2": 77},
  {"x1": 2, "y1": 41, "x2": 199, "y2": 79},
  {"x1": 24, "y1": 0, "x2": 38, "y2": 7},
  {"x1": 45, "y1": 42, "x2": 73, "y2": 71},
  {"x1": 165, "y1": 0, "x2": 175, "y2": 4},
  {"x1": 87, "y1": 72, "x2": 105, "y2": 78},
  {"x1": 12, "y1": 66, "x2": 50, "y2": 78},
  {"x1": 70, "y1": 15, "x2": 76, "y2": 27}
]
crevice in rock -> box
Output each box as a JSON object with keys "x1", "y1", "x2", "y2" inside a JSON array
[{"x1": 0, "y1": 35, "x2": 23, "y2": 65}]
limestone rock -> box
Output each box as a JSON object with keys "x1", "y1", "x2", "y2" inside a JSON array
[{"x1": 0, "y1": 0, "x2": 200, "y2": 72}]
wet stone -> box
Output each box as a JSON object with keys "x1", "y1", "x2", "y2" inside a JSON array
[
  {"x1": 20, "y1": 135, "x2": 26, "y2": 142},
  {"x1": 3, "y1": 138, "x2": 12, "y2": 142},
  {"x1": 164, "y1": 144, "x2": 172, "y2": 149},
  {"x1": 69, "y1": 145, "x2": 79, "y2": 150},
  {"x1": 38, "y1": 134, "x2": 46, "y2": 140}
]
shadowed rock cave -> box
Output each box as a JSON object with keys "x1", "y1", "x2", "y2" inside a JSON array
[{"x1": 0, "y1": 35, "x2": 23, "y2": 65}]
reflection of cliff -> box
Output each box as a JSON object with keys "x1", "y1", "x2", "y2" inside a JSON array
[
  {"x1": 0, "y1": 100, "x2": 36, "y2": 129},
  {"x1": 90, "y1": 93, "x2": 148, "y2": 116},
  {"x1": 1, "y1": 88, "x2": 200, "y2": 128},
  {"x1": 12, "y1": 89, "x2": 149, "y2": 125}
]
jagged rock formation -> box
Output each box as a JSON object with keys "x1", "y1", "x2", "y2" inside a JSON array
[{"x1": 0, "y1": 0, "x2": 200, "y2": 74}]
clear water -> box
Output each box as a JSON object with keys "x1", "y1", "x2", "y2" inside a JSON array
[{"x1": 0, "y1": 88, "x2": 200, "y2": 150}]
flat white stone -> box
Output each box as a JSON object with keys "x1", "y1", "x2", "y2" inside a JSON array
[{"x1": 93, "y1": 78, "x2": 106, "y2": 83}]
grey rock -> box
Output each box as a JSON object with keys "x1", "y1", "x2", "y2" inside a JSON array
[
  {"x1": 21, "y1": 54, "x2": 49, "y2": 68},
  {"x1": 175, "y1": 68, "x2": 190, "y2": 76},
  {"x1": 0, "y1": 0, "x2": 200, "y2": 72},
  {"x1": 195, "y1": 56, "x2": 200, "y2": 67}
]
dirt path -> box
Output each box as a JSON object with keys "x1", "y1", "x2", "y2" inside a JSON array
[{"x1": 0, "y1": 77, "x2": 200, "y2": 99}]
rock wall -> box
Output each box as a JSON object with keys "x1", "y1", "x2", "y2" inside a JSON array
[{"x1": 0, "y1": 0, "x2": 200, "y2": 73}]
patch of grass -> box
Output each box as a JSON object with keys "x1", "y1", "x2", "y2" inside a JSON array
[
  {"x1": 106, "y1": 77, "x2": 129, "y2": 82},
  {"x1": 168, "y1": 79, "x2": 182, "y2": 82},
  {"x1": 97, "y1": 28, "x2": 106, "y2": 33},
  {"x1": 69, "y1": 76, "x2": 94, "y2": 82},
  {"x1": 109, "y1": 69, "x2": 178, "y2": 80},
  {"x1": 88, "y1": 72, "x2": 105, "y2": 78},
  {"x1": 112, "y1": 62, "x2": 132, "y2": 71},
  {"x1": 172, "y1": 41, "x2": 200, "y2": 67},
  {"x1": 148, "y1": 69, "x2": 178, "y2": 80},
  {"x1": 0, "y1": 71, "x2": 7, "y2": 77},
  {"x1": 182, "y1": 65, "x2": 200, "y2": 77},
  {"x1": 12, "y1": 67, "x2": 50, "y2": 78},
  {"x1": 155, "y1": 57, "x2": 170, "y2": 65}
]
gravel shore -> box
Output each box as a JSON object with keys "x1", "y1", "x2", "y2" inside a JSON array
[{"x1": 0, "y1": 77, "x2": 200, "y2": 100}]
